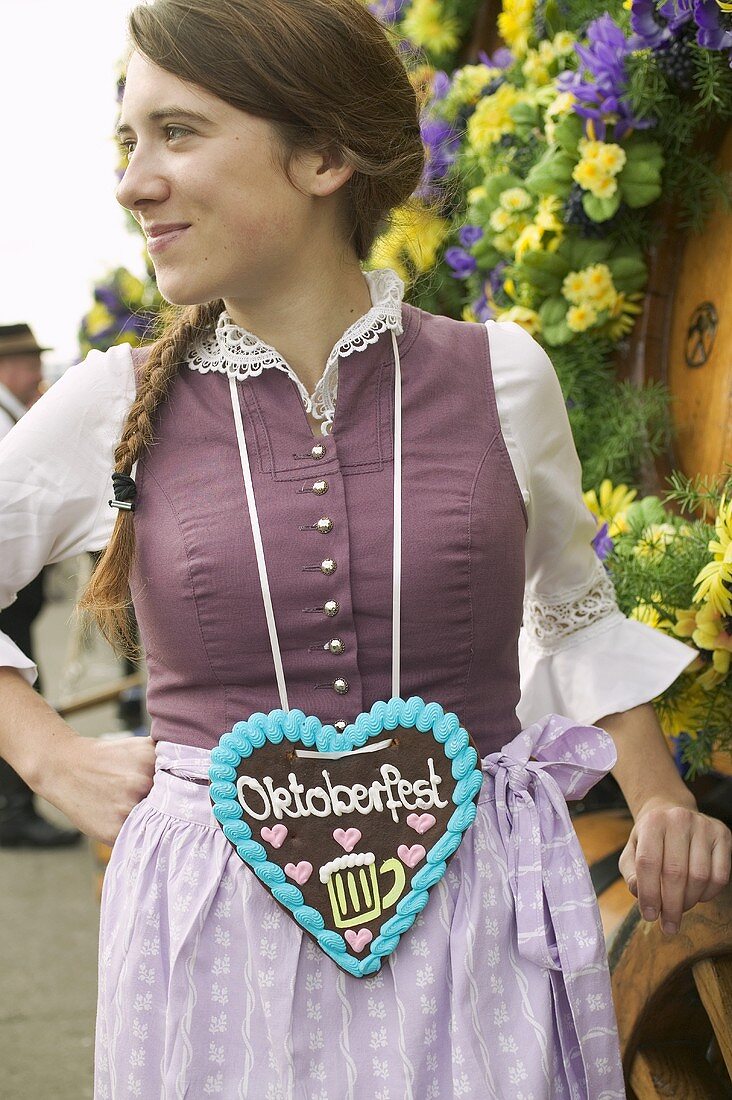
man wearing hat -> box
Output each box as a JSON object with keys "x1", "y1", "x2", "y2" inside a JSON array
[{"x1": 0, "y1": 323, "x2": 80, "y2": 846}]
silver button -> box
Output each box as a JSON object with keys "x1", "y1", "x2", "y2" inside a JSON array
[
  {"x1": 311, "y1": 443, "x2": 326, "y2": 460},
  {"x1": 316, "y1": 517, "x2": 333, "y2": 534},
  {"x1": 327, "y1": 637, "x2": 345, "y2": 655},
  {"x1": 334, "y1": 719, "x2": 347, "y2": 732},
  {"x1": 320, "y1": 558, "x2": 337, "y2": 576},
  {"x1": 323, "y1": 600, "x2": 340, "y2": 617},
  {"x1": 312, "y1": 479, "x2": 328, "y2": 496},
  {"x1": 333, "y1": 677, "x2": 349, "y2": 695}
]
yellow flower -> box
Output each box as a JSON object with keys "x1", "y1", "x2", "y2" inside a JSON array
[
  {"x1": 692, "y1": 600, "x2": 732, "y2": 664},
  {"x1": 468, "y1": 84, "x2": 521, "y2": 152},
  {"x1": 566, "y1": 303, "x2": 598, "y2": 332},
  {"x1": 522, "y1": 52, "x2": 551, "y2": 86},
  {"x1": 462, "y1": 305, "x2": 479, "y2": 323},
  {"x1": 562, "y1": 269, "x2": 591, "y2": 304},
  {"x1": 630, "y1": 601, "x2": 663, "y2": 629},
  {"x1": 583, "y1": 263, "x2": 615, "y2": 304},
  {"x1": 583, "y1": 480, "x2": 637, "y2": 535},
  {"x1": 633, "y1": 523, "x2": 677, "y2": 562},
  {"x1": 494, "y1": 305, "x2": 542, "y2": 335},
  {"x1": 573, "y1": 160, "x2": 617, "y2": 198},
  {"x1": 552, "y1": 31, "x2": 575, "y2": 54},
  {"x1": 467, "y1": 185, "x2": 487, "y2": 204},
  {"x1": 514, "y1": 223, "x2": 544, "y2": 260},
  {"x1": 85, "y1": 302, "x2": 115, "y2": 338},
  {"x1": 497, "y1": 0, "x2": 535, "y2": 57},
  {"x1": 535, "y1": 195, "x2": 563, "y2": 232},
  {"x1": 368, "y1": 204, "x2": 449, "y2": 283},
  {"x1": 499, "y1": 186, "x2": 533, "y2": 212},
  {"x1": 606, "y1": 292, "x2": 644, "y2": 341},
  {"x1": 546, "y1": 91, "x2": 575, "y2": 119},
  {"x1": 710, "y1": 494, "x2": 732, "y2": 556},
  {"x1": 450, "y1": 65, "x2": 500, "y2": 108},
  {"x1": 117, "y1": 270, "x2": 145, "y2": 304},
  {"x1": 489, "y1": 207, "x2": 515, "y2": 232},
  {"x1": 401, "y1": 0, "x2": 460, "y2": 54},
  {"x1": 673, "y1": 606, "x2": 698, "y2": 639},
  {"x1": 693, "y1": 496, "x2": 732, "y2": 614}
]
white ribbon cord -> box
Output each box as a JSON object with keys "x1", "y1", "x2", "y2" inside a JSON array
[
  {"x1": 229, "y1": 376, "x2": 290, "y2": 711},
  {"x1": 228, "y1": 329, "x2": 403, "y2": 715},
  {"x1": 390, "y1": 330, "x2": 402, "y2": 701}
]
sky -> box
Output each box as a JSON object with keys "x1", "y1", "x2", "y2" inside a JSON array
[{"x1": 0, "y1": 0, "x2": 146, "y2": 372}]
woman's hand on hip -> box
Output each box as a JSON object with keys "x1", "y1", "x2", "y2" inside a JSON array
[{"x1": 39, "y1": 734, "x2": 156, "y2": 846}]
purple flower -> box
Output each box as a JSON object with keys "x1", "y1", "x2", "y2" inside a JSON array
[
  {"x1": 478, "y1": 47, "x2": 514, "y2": 70},
  {"x1": 459, "y1": 224, "x2": 484, "y2": 247},
  {"x1": 368, "y1": 0, "x2": 406, "y2": 24},
  {"x1": 416, "y1": 116, "x2": 461, "y2": 198},
  {"x1": 471, "y1": 290, "x2": 495, "y2": 322},
  {"x1": 445, "y1": 247, "x2": 478, "y2": 279},
  {"x1": 694, "y1": 0, "x2": 732, "y2": 51},
  {"x1": 95, "y1": 285, "x2": 122, "y2": 311},
  {"x1": 629, "y1": 0, "x2": 673, "y2": 48},
  {"x1": 558, "y1": 14, "x2": 655, "y2": 138},
  {"x1": 432, "y1": 71, "x2": 451, "y2": 100},
  {"x1": 658, "y1": 0, "x2": 695, "y2": 31},
  {"x1": 592, "y1": 522, "x2": 614, "y2": 561},
  {"x1": 487, "y1": 261, "x2": 508, "y2": 300}
]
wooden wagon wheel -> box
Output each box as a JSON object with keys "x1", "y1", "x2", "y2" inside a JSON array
[
  {"x1": 574, "y1": 810, "x2": 732, "y2": 1097},
  {"x1": 620, "y1": 127, "x2": 732, "y2": 489}
]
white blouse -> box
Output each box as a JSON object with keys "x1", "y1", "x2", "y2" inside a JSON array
[{"x1": 0, "y1": 269, "x2": 693, "y2": 726}]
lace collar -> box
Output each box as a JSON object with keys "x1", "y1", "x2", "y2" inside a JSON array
[{"x1": 184, "y1": 268, "x2": 405, "y2": 435}]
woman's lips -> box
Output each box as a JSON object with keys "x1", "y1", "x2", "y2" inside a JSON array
[{"x1": 146, "y1": 225, "x2": 190, "y2": 254}]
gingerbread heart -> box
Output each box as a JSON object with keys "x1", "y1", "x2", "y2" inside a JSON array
[{"x1": 209, "y1": 697, "x2": 482, "y2": 978}]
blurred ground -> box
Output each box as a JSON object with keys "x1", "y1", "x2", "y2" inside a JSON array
[{"x1": 0, "y1": 558, "x2": 134, "y2": 1099}]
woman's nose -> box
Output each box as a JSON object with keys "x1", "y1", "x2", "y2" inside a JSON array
[{"x1": 115, "y1": 152, "x2": 170, "y2": 212}]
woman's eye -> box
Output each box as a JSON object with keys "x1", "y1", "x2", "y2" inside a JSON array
[
  {"x1": 120, "y1": 140, "x2": 136, "y2": 159},
  {"x1": 165, "y1": 125, "x2": 192, "y2": 141}
]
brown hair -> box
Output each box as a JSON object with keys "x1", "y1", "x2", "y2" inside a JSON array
[{"x1": 79, "y1": 0, "x2": 426, "y2": 655}]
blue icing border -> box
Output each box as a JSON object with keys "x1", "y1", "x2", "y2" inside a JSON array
[{"x1": 209, "y1": 695, "x2": 483, "y2": 978}]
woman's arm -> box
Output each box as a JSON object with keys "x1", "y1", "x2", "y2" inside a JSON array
[
  {"x1": 601, "y1": 702, "x2": 731, "y2": 934},
  {"x1": 0, "y1": 667, "x2": 154, "y2": 845},
  {"x1": 0, "y1": 346, "x2": 154, "y2": 841}
]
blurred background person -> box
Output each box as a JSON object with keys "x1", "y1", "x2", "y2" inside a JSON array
[{"x1": 0, "y1": 322, "x2": 79, "y2": 847}]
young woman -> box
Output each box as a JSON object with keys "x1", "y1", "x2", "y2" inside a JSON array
[{"x1": 0, "y1": 1, "x2": 729, "y2": 1096}]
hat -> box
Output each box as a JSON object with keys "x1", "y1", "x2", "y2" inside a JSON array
[{"x1": 0, "y1": 323, "x2": 51, "y2": 357}]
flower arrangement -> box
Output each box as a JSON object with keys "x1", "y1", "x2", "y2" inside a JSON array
[
  {"x1": 585, "y1": 473, "x2": 732, "y2": 772},
  {"x1": 78, "y1": 267, "x2": 162, "y2": 356}
]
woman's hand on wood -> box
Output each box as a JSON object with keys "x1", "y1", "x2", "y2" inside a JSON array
[{"x1": 618, "y1": 798, "x2": 731, "y2": 934}]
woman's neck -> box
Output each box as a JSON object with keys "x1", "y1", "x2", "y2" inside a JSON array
[{"x1": 223, "y1": 260, "x2": 373, "y2": 397}]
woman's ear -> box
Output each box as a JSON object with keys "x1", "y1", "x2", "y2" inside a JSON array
[{"x1": 296, "y1": 144, "x2": 356, "y2": 197}]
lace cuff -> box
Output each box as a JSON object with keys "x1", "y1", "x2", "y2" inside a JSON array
[{"x1": 523, "y1": 560, "x2": 623, "y2": 655}]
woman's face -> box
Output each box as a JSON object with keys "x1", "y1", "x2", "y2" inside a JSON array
[{"x1": 116, "y1": 53, "x2": 348, "y2": 309}]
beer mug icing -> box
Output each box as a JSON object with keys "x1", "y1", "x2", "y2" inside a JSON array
[{"x1": 209, "y1": 696, "x2": 483, "y2": 977}]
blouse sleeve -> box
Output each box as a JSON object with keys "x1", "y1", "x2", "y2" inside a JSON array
[
  {"x1": 486, "y1": 320, "x2": 696, "y2": 727},
  {"x1": 0, "y1": 345, "x2": 136, "y2": 684}
]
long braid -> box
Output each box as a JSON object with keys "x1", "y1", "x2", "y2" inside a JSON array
[{"x1": 79, "y1": 300, "x2": 223, "y2": 655}]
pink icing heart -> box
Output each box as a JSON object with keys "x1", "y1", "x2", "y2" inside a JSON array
[
  {"x1": 284, "y1": 861, "x2": 313, "y2": 886},
  {"x1": 406, "y1": 812, "x2": 436, "y2": 835},
  {"x1": 333, "y1": 827, "x2": 362, "y2": 853},
  {"x1": 260, "y1": 824, "x2": 288, "y2": 849},
  {"x1": 345, "y1": 928, "x2": 373, "y2": 953},
  {"x1": 397, "y1": 843, "x2": 426, "y2": 868}
]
